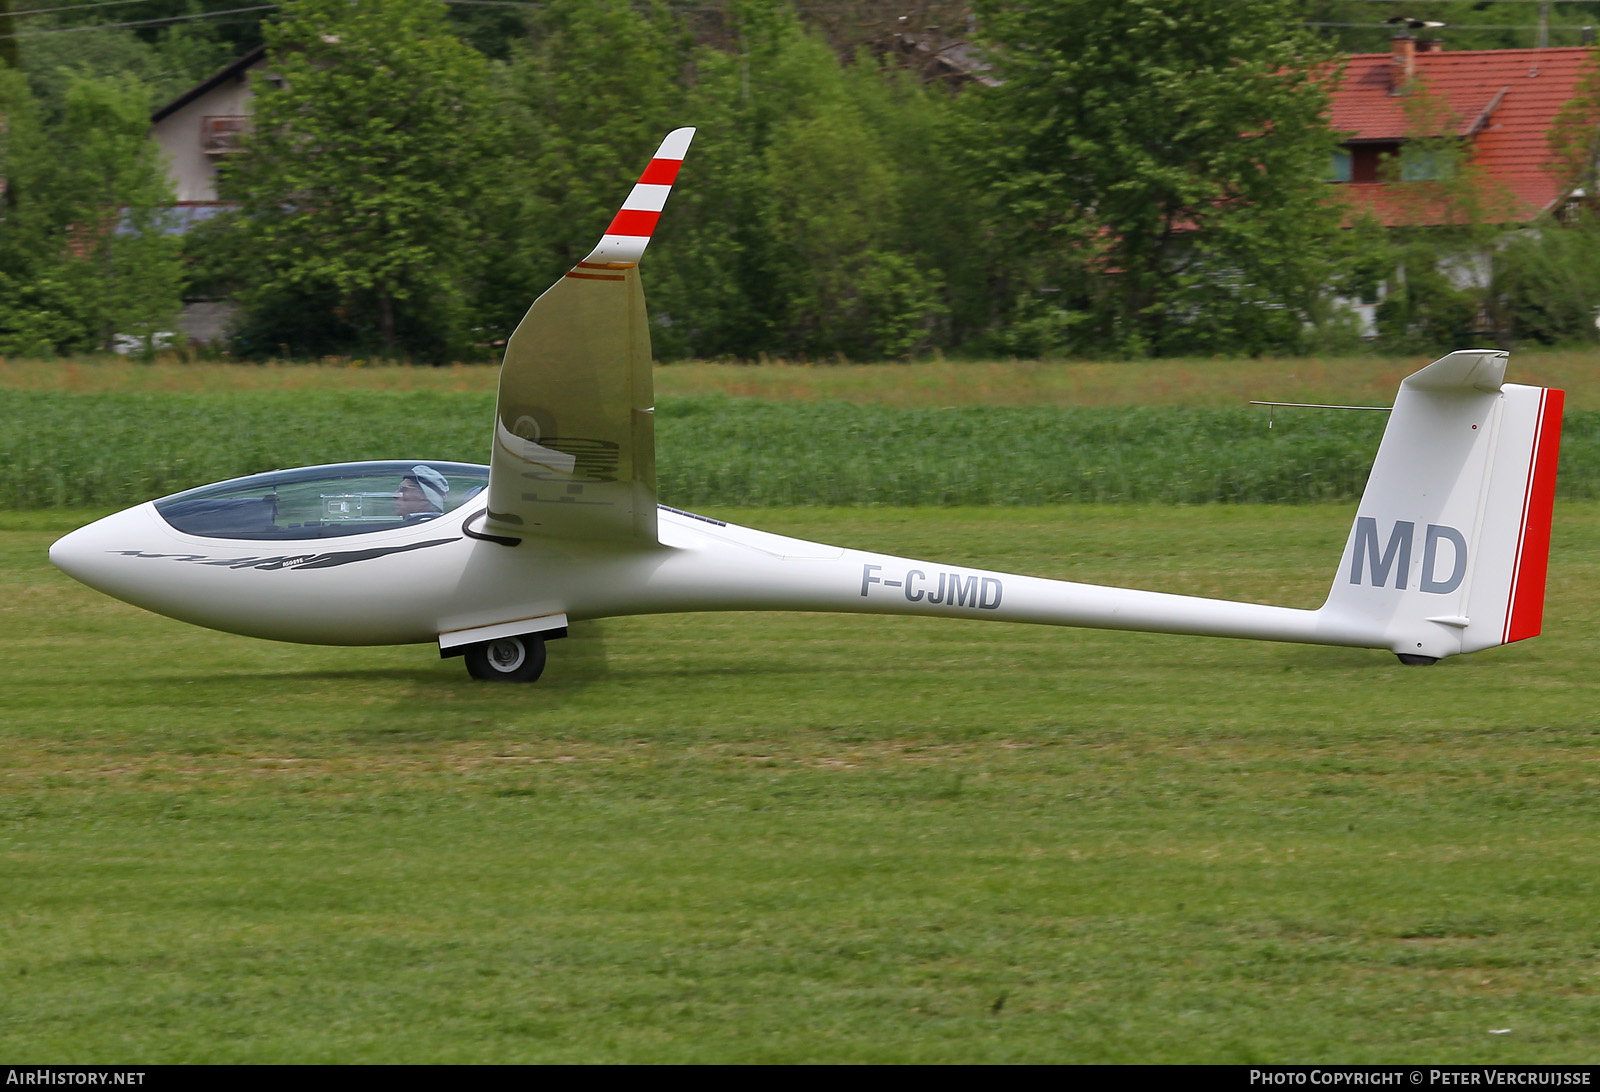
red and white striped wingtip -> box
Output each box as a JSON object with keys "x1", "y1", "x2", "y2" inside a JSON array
[{"x1": 578, "y1": 127, "x2": 695, "y2": 268}]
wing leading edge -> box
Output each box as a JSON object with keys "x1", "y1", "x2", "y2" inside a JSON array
[{"x1": 484, "y1": 127, "x2": 695, "y2": 544}]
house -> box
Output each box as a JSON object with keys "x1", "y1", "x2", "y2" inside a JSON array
[
  {"x1": 149, "y1": 45, "x2": 268, "y2": 221},
  {"x1": 1327, "y1": 37, "x2": 1597, "y2": 227},
  {"x1": 1321, "y1": 35, "x2": 1597, "y2": 335},
  {"x1": 147, "y1": 45, "x2": 268, "y2": 344}
]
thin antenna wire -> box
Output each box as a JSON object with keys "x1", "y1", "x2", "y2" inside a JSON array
[
  {"x1": 8, "y1": 0, "x2": 174, "y2": 18},
  {"x1": 0, "y1": 4, "x2": 277, "y2": 39},
  {"x1": 1249, "y1": 401, "x2": 1392, "y2": 429}
]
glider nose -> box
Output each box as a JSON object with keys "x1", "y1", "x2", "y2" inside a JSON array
[
  {"x1": 50, "y1": 507, "x2": 140, "y2": 593},
  {"x1": 50, "y1": 521, "x2": 96, "y2": 584}
]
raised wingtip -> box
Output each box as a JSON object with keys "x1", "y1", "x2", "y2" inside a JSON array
[
  {"x1": 657, "y1": 126, "x2": 696, "y2": 161},
  {"x1": 579, "y1": 128, "x2": 697, "y2": 267}
]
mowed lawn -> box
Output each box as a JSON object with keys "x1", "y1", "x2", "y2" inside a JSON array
[{"x1": 3, "y1": 504, "x2": 1598, "y2": 1063}]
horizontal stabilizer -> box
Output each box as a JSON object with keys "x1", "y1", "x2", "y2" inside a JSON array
[{"x1": 1400, "y1": 347, "x2": 1506, "y2": 393}]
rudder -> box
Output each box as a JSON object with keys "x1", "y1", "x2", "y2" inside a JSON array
[
  {"x1": 1319, "y1": 350, "x2": 1563, "y2": 661},
  {"x1": 1464, "y1": 383, "x2": 1563, "y2": 651}
]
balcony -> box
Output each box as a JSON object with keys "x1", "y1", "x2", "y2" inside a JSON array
[{"x1": 201, "y1": 115, "x2": 250, "y2": 155}]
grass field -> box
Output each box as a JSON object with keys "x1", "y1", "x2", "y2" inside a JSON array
[
  {"x1": 2, "y1": 349, "x2": 1597, "y2": 410},
  {"x1": 4, "y1": 504, "x2": 1599, "y2": 1062}
]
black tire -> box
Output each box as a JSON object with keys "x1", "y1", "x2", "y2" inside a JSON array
[{"x1": 464, "y1": 634, "x2": 548, "y2": 682}]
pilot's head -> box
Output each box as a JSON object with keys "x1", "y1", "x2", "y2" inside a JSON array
[{"x1": 397, "y1": 465, "x2": 449, "y2": 518}]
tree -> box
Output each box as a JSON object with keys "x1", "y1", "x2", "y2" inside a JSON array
[
  {"x1": 972, "y1": 0, "x2": 1349, "y2": 356},
  {"x1": 16, "y1": 16, "x2": 240, "y2": 116},
  {"x1": 62, "y1": 73, "x2": 185, "y2": 351},
  {"x1": 0, "y1": 69, "x2": 89, "y2": 354},
  {"x1": 485, "y1": 0, "x2": 691, "y2": 343},
  {"x1": 650, "y1": 7, "x2": 976, "y2": 360},
  {"x1": 1489, "y1": 57, "x2": 1600, "y2": 348},
  {"x1": 1548, "y1": 49, "x2": 1600, "y2": 205},
  {"x1": 1492, "y1": 215, "x2": 1600, "y2": 346},
  {"x1": 221, "y1": 0, "x2": 499, "y2": 359},
  {"x1": 758, "y1": 38, "x2": 951, "y2": 359},
  {"x1": 0, "y1": 68, "x2": 182, "y2": 355},
  {"x1": 1, "y1": 0, "x2": 17, "y2": 72},
  {"x1": 1371, "y1": 86, "x2": 1520, "y2": 350}
]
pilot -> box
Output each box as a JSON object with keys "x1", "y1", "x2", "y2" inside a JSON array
[{"x1": 396, "y1": 465, "x2": 449, "y2": 521}]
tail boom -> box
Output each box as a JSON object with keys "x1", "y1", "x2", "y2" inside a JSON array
[
  {"x1": 625, "y1": 350, "x2": 1565, "y2": 662},
  {"x1": 593, "y1": 509, "x2": 1368, "y2": 650}
]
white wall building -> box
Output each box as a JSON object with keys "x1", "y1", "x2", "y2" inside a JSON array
[
  {"x1": 147, "y1": 47, "x2": 267, "y2": 343},
  {"x1": 149, "y1": 45, "x2": 267, "y2": 211}
]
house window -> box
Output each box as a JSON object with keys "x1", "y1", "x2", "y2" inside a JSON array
[
  {"x1": 1349, "y1": 143, "x2": 1398, "y2": 183},
  {"x1": 201, "y1": 115, "x2": 250, "y2": 155},
  {"x1": 1329, "y1": 148, "x2": 1352, "y2": 182},
  {"x1": 1400, "y1": 146, "x2": 1456, "y2": 182}
]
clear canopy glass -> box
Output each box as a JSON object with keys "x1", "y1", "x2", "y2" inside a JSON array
[{"x1": 154, "y1": 461, "x2": 489, "y2": 540}]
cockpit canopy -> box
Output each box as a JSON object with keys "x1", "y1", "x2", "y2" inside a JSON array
[{"x1": 154, "y1": 461, "x2": 489, "y2": 540}]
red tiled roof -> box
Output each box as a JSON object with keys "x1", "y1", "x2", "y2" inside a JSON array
[{"x1": 1328, "y1": 46, "x2": 1597, "y2": 224}]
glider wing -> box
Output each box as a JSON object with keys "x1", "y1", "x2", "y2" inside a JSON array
[{"x1": 483, "y1": 128, "x2": 694, "y2": 544}]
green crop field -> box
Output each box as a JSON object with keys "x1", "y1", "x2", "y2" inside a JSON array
[
  {"x1": 4, "y1": 502, "x2": 1599, "y2": 1063},
  {"x1": 4, "y1": 390, "x2": 1599, "y2": 510},
  {"x1": 5, "y1": 352, "x2": 1596, "y2": 511}
]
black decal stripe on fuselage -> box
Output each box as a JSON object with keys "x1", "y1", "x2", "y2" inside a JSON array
[
  {"x1": 111, "y1": 537, "x2": 458, "y2": 570},
  {"x1": 293, "y1": 538, "x2": 458, "y2": 568},
  {"x1": 463, "y1": 511, "x2": 522, "y2": 547}
]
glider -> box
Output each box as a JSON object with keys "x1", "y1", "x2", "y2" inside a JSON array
[{"x1": 50, "y1": 128, "x2": 1564, "y2": 681}]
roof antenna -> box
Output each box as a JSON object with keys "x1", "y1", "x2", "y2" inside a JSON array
[{"x1": 1383, "y1": 16, "x2": 1446, "y2": 32}]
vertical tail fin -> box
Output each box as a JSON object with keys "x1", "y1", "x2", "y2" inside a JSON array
[{"x1": 1320, "y1": 350, "x2": 1564, "y2": 662}]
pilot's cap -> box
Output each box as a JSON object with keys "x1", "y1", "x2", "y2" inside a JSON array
[{"x1": 404, "y1": 465, "x2": 449, "y2": 510}]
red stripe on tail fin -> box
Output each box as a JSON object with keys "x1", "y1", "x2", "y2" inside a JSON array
[{"x1": 1505, "y1": 388, "x2": 1564, "y2": 643}]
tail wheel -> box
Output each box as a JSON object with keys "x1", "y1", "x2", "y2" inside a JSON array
[{"x1": 464, "y1": 634, "x2": 548, "y2": 682}]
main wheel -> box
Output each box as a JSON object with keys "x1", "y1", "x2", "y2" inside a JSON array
[{"x1": 464, "y1": 635, "x2": 548, "y2": 682}]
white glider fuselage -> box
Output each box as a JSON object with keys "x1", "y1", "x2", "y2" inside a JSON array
[
  {"x1": 49, "y1": 350, "x2": 1564, "y2": 674},
  {"x1": 48, "y1": 128, "x2": 1564, "y2": 679},
  {"x1": 51, "y1": 490, "x2": 1342, "y2": 652}
]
